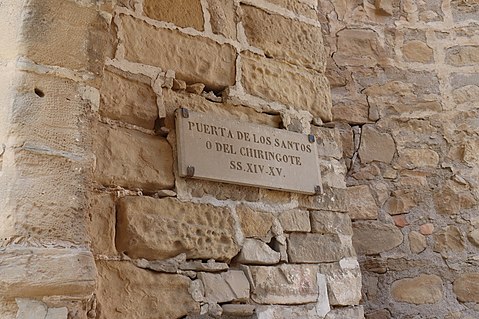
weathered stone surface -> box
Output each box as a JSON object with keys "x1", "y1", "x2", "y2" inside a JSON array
[
  {"x1": 391, "y1": 274, "x2": 443, "y2": 304},
  {"x1": 334, "y1": 29, "x2": 382, "y2": 67},
  {"x1": 221, "y1": 304, "x2": 256, "y2": 317},
  {"x1": 100, "y1": 69, "x2": 158, "y2": 129},
  {"x1": 207, "y1": 0, "x2": 236, "y2": 39},
  {"x1": 93, "y1": 123, "x2": 174, "y2": 191},
  {"x1": 0, "y1": 248, "x2": 95, "y2": 297},
  {"x1": 453, "y1": 85, "x2": 479, "y2": 105},
  {"x1": 199, "y1": 270, "x2": 250, "y2": 303},
  {"x1": 453, "y1": 273, "x2": 479, "y2": 302},
  {"x1": 15, "y1": 299, "x2": 47, "y2": 319},
  {"x1": 247, "y1": 264, "x2": 319, "y2": 304},
  {"x1": 446, "y1": 45, "x2": 479, "y2": 66},
  {"x1": 402, "y1": 41, "x2": 434, "y2": 63},
  {"x1": 325, "y1": 306, "x2": 365, "y2": 319},
  {"x1": 279, "y1": 209, "x2": 311, "y2": 232},
  {"x1": 241, "y1": 52, "x2": 332, "y2": 122},
  {"x1": 396, "y1": 148, "x2": 439, "y2": 169},
  {"x1": 310, "y1": 210, "x2": 352, "y2": 235},
  {"x1": 359, "y1": 125, "x2": 396, "y2": 163},
  {"x1": 241, "y1": 5, "x2": 325, "y2": 71},
  {"x1": 332, "y1": 101, "x2": 371, "y2": 125},
  {"x1": 116, "y1": 196, "x2": 240, "y2": 261},
  {"x1": 346, "y1": 185, "x2": 379, "y2": 220},
  {"x1": 267, "y1": 0, "x2": 318, "y2": 18},
  {"x1": 88, "y1": 193, "x2": 117, "y2": 256},
  {"x1": 320, "y1": 259, "x2": 362, "y2": 306},
  {"x1": 420, "y1": 223, "x2": 434, "y2": 235},
  {"x1": 96, "y1": 261, "x2": 199, "y2": 318},
  {"x1": 236, "y1": 238, "x2": 281, "y2": 265},
  {"x1": 409, "y1": 231, "x2": 427, "y2": 254},
  {"x1": 237, "y1": 205, "x2": 274, "y2": 240},
  {"x1": 468, "y1": 229, "x2": 479, "y2": 247},
  {"x1": 433, "y1": 226, "x2": 465, "y2": 256},
  {"x1": 314, "y1": 126, "x2": 343, "y2": 159},
  {"x1": 353, "y1": 221, "x2": 403, "y2": 255},
  {"x1": 288, "y1": 233, "x2": 355, "y2": 263},
  {"x1": 143, "y1": 0, "x2": 204, "y2": 30},
  {"x1": 121, "y1": 15, "x2": 236, "y2": 90}
]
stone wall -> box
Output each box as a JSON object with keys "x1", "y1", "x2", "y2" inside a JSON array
[{"x1": 317, "y1": 0, "x2": 479, "y2": 318}]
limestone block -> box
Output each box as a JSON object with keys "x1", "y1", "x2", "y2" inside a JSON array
[
  {"x1": 346, "y1": 185, "x2": 379, "y2": 220},
  {"x1": 221, "y1": 304, "x2": 255, "y2": 317},
  {"x1": 409, "y1": 231, "x2": 427, "y2": 253},
  {"x1": 235, "y1": 238, "x2": 281, "y2": 265},
  {"x1": 199, "y1": 270, "x2": 250, "y2": 303},
  {"x1": 237, "y1": 205, "x2": 274, "y2": 240},
  {"x1": 0, "y1": 248, "x2": 96, "y2": 298},
  {"x1": 332, "y1": 101, "x2": 371, "y2": 125},
  {"x1": 352, "y1": 221, "x2": 403, "y2": 255},
  {"x1": 288, "y1": 233, "x2": 355, "y2": 263},
  {"x1": 100, "y1": 70, "x2": 159, "y2": 129},
  {"x1": 121, "y1": 15, "x2": 236, "y2": 90},
  {"x1": 320, "y1": 259, "x2": 362, "y2": 306},
  {"x1": 87, "y1": 193, "x2": 117, "y2": 256},
  {"x1": 93, "y1": 123, "x2": 174, "y2": 191},
  {"x1": 313, "y1": 126, "x2": 343, "y2": 159},
  {"x1": 207, "y1": 0, "x2": 237, "y2": 39},
  {"x1": 266, "y1": 0, "x2": 318, "y2": 18},
  {"x1": 116, "y1": 196, "x2": 240, "y2": 261},
  {"x1": 299, "y1": 186, "x2": 348, "y2": 211},
  {"x1": 241, "y1": 52, "x2": 332, "y2": 122},
  {"x1": 279, "y1": 209, "x2": 311, "y2": 232},
  {"x1": 247, "y1": 264, "x2": 319, "y2": 304},
  {"x1": 396, "y1": 148, "x2": 439, "y2": 169},
  {"x1": 391, "y1": 274, "x2": 443, "y2": 304},
  {"x1": 20, "y1": 0, "x2": 109, "y2": 73},
  {"x1": 402, "y1": 40, "x2": 433, "y2": 63},
  {"x1": 96, "y1": 261, "x2": 199, "y2": 318},
  {"x1": 359, "y1": 125, "x2": 396, "y2": 164},
  {"x1": 453, "y1": 273, "x2": 479, "y2": 302},
  {"x1": 468, "y1": 229, "x2": 479, "y2": 247},
  {"x1": 433, "y1": 226, "x2": 465, "y2": 256},
  {"x1": 453, "y1": 85, "x2": 479, "y2": 105},
  {"x1": 15, "y1": 299, "x2": 47, "y2": 319},
  {"x1": 310, "y1": 210, "x2": 353, "y2": 236},
  {"x1": 143, "y1": 0, "x2": 204, "y2": 30},
  {"x1": 446, "y1": 46, "x2": 479, "y2": 66},
  {"x1": 325, "y1": 306, "x2": 364, "y2": 319},
  {"x1": 241, "y1": 5, "x2": 325, "y2": 71},
  {"x1": 334, "y1": 29, "x2": 382, "y2": 67},
  {"x1": 45, "y1": 307, "x2": 68, "y2": 319}
]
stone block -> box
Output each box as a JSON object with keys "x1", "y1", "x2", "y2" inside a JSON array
[
  {"x1": 0, "y1": 248, "x2": 95, "y2": 298},
  {"x1": 278, "y1": 209, "x2": 311, "y2": 232},
  {"x1": 326, "y1": 306, "x2": 365, "y2": 319},
  {"x1": 93, "y1": 123, "x2": 174, "y2": 191},
  {"x1": 453, "y1": 273, "x2": 479, "y2": 302},
  {"x1": 100, "y1": 69, "x2": 159, "y2": 129},
  {"x1": 241, "y1": 5, "x2": 325, "y2": 71},
  {"x1": 96, "y1": 261, "x2": 199, "y2": 318},
  {"x1": 241, "y1": 52, "x2": 332, "y2": 122},
  {"x1": 235, "y1": 238, "x2": 281, "y2": 265},
  {"x1": 288, "y1": 233, "x2": 355, "y2": 263},
  {"x1": 320, "y1": 259, "x2": 362, "y2": 306},
  {"x1": 396, "y1": 148, "x2": 439, "y2": 169},
  {"x1": 391, "y1": 274, "x2": 443, "y2": 304},
  {"x1": 199, "y1": 270, "x2": 250, "y2": 303},
  {"x1": 446, "y1": 45, "x2": 479, "y2": 66},
  {"x1": 266, "y1": 0, "x2": 318, "y2": 18},
  {"x1": 402, "y1": 40, "x2": 433, "y2": 63},
  {"x1": 333, "y1": 29, "x2": 382, "y2": 67},
  {"x1": 352, "y1": 221, "x2": 403, "y2": 255},
  {"x1": 247, "y1": 264, "x2": 319, "y2": 304},
  {"x1": 121, "y1": 15, "x2": 236, "y2": 90},
  {"x1": 221, "y1": 304, "x2": 255, "y2": 317},
  {"x1": 409, "y1": 231, "x2": 427, "y2": 254},
  {"x1": 237, "y1": 205, "x2": 274, "y2": 241},
  {"x1": 359, "y1": 125, "x2": 396, "y2": 164},
  {"x1": 433, "y1": 226, "x2": 465, "y2": 256},
  {"x1": 310, "y1": 210, "x2": 352, "y2": 235},
  {"x1": 207, "y1": 0, "x2": 236, "y2": 39},
  {"x1": 332, "y1": 100, "x2": 371, "y2": 125},
  {"x1": 313, "y1": 126, "x2": 343, "y2": 159},
  {"x1": 143, "y1": 0, "x2": 204, "y2": 30},
  {"x1": 299, "y1": 186, "x2": 348, "y2": 211},
  {"x1": 346, "y1": 185, "x2": 379, "y2": 220},
  {"x1": 116, "y1": 196, "x2": 240, "y2": 261},
  {"x1": 88, "y1": 193, "x2": 117, "y2": 256}
]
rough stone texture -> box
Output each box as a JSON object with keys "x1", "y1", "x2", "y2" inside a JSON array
[
  {"x1": 288, "y1": 233, "x2": 355, "y2": 263},
  {"x1": 241, "y1": 5, "x2": 325, "y2": 71},
  {"x1": 346, "y1": 185, "x2": 379, "y2": 220},
  {"x1": 325, "y1": 306, "x2": 364, "y2": 319},
  {"x1": 402, "y1": 41, "x2": 434, "y2": 63},
  {"x1": 143, "y1": 0, "x2": 204, "y2": 30},
  {"x1": 87, "y1": 193, "x2": 117, "y2": 256},
  {"x1": 267, "y1": 0, "x2": 318, "y2": 18},
  {"x1": 116, "y1": 196, "x2": 240, "y2": 261},
  {"x1": 433, "y1": 226, "x2": 466, "y2": 256},
  {"x1": 453, "y1": 273, "x2": 479, "y2": 303},
  {"x1": 358, "y1": 125, "x2": 395, "y2": 164},
  {"x1": 236, "y1": 238, "x2": 281, "y2": 265},
  {"x1": 93, "y1": 123, "x2": 174, "y2": 191},
  {"x1": 121, "y1": 15, "x2": 236, "y2": 90},
  {"x1": 279, "y1": 209, "x2": 311, "y2": 232},
  {"x1": 96, "y1": 260, "x2": 199, "y2": 318},
  {"x1": 241, "y1": 52, "x2": 332, "y2": 122},
  {"x1": 352, "y1": 221, "x2": 403, "y2": 255},
  {"x1": 333, "y1": 29, "x2": 382, "y2": 67},
  {"x1": 320, "y1": 259, "x2": 362, "y2": 306},
  {"x1": 237, "y1": 205, "x2": 274, "y2": 240},
  {"x1": 310, "y1": 210, "x2": 352, "y2": 235},
  {"x1": 391, "y1": 275, "x2": 443, "y2": 304},
  {"x1": 409, "y1": 231, "x2": 427, "y2": 254},
  {"x1": 199, "y1": 270, "x2": 250, "y2": 303},
  {"x1": 207, "y1": 0, "x2": 236, "y2": 39},
  {"x1": 446, "y1": 46, "x2": 479, "y2": 66},
  {"x1": 247, "y1": 264, "x2": 319, "y2": 304}
]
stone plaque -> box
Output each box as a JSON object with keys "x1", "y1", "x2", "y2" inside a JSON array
[{"x1": 176, "y1": 109, "x2": 322, "y2": 194}]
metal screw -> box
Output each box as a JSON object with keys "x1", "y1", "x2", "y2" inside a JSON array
[
  {"x1": 314, "y1": 185, "x2": 322, "y2": 195},
  {"x1": 186, "y1": 166, "x2": 195, "y2": 177},
  {"x1": 308, "y1": 134, "x2": 315, "y2": 143},
  {"x1": 181, "y1": 108, "x2": 190, "y2": 118}
]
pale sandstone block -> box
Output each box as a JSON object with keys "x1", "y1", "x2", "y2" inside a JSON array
[
  {"x1": 247, "y1": 264, "x2": 319, "y2": 304},
  {"x1": 241, "y1": 53, "x2": 332, "y2": 121},
  {"x1": 266, "y1": 0, "x2": 318, "y2": 19},
  {"x1": 433, "y1": 226, "x2": 465, "y2": 256},
  {"x1": 313, "y1": 126, "x2": 343, "y2": 159},
  {"x1": 409, "y1": 231, "x2": 427, "y2": 254},
  {"x1": 320, "y1": 260, "x2": 362, "y2": 306},
  {"x1": 237, "y1": 205, "x2": 274, "y2": 241},
  {"x1": 311, "y1": 210, "x2": 352, "y2": 236},
  {"x1": 143, "y1": 0, "x2": 204, "y2": 30},
  {"x1": 100, "y1": 70, "x2": 159, "y2": 129},
  {"x1": 93, "y1": 123, "x2": 174, "y2": 191},
  {"x1": 278, "y1": 209, "x2": 311, "y2": 232},
  {"x1": 359, "y1": 125, "x2": 396, "y2": 164},
  {"x1": 199, "y1": 270, "x2": 250, "y2": 303},
  {"x1": 207, "y1": 0, "x2": 237, "y2": 39},
  {"x1": 221, "y1": 304, "x2": 255, "y2": 317},
  {"x1": 88, "y1": 193, "x2": 117, "y2": 256},
  {"x1": 121, "y1": 15, "x2": 236, "y2": 90},
  {"x1": 453, "y1": 273, "x2": 479, "y2": 302},
  {"x1": 446, "y1": 45, "x2": 479, "y2": 66},
  {"x1": 116, "y1": 196, "x2": 240, "y2": 261},
  {"x1": 346, "y1": 185, "x2": 379, "y2": 220},
  {"x1": 402, "y1": 40, "x2": 434, "y2": 63},
  {"x1": 325, "y1": 306, "x2": 364, "y2": 319},
  {"x1": 396, "y1": 148, "x2": 439, "y2": 169},
  {"x1": 241, "y1": 5, "x2": 325, "y2": 71},
  {"x1": 96, "y1": 261, "x2": 199, "y2": 319},
  {"x1": 288, "y1": 233, "x2": 355, "y2": 263},
  {"x1": 332, "y1": 101, "x2": 371, "y2": 125},
  {"x1": 235, "y1": 238, "x2": 281, "y2": 265},
  {"x1": 333, "y1": 29, "x2": 382, "y2": 67},
  {"x1": 391, "y1": 274, "x2": 443, "y2": 304},
  {"x1": 352, "y1": 221, "x2": 403, "y2": 255}
]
